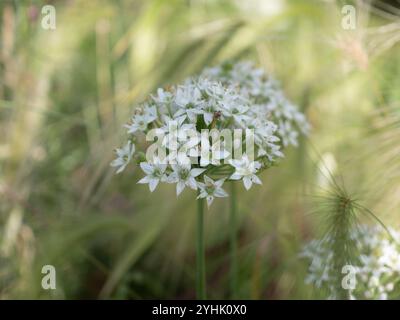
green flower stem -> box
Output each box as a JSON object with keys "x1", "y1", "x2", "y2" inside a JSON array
[
  {"x1": 196, "y1": 196, "x2": 206, "y2": 299},
  {"x1": 229, "y1": 182, "x2": 238, "y2": 298}
]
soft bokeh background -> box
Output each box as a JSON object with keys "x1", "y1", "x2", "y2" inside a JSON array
[{"x1": 1, "y1": 0, "x2": 399, "y2": 299}]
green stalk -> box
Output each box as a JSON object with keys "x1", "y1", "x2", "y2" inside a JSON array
[
  {"x1": 196, "y1": 196, "x2": 206, "y2": 299},
  {"x1": 229, "y1": 182, "x2": 238, "y2": 298}
]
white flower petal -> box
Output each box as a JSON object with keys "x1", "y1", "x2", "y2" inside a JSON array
[
  {"x1": 204, "y1": 112, "x2": 214, "y2": 125},
  {"x1": 191, "y1": 168, "x2": 206, "y2": 177},
  {"x1": 251, "y1": 175, "x2": 262, "y2": 185},
  {"x1": 176, "y1": 181, "x2": 186, "y2": 195},
  {"x1": 138, "y1": 176, "x2": 151, "y2": 184},
  {"x1": 203, "y1": 175, "x2": 213, "y2": 185},
  {"x1": 206, "y1": 196, "x2": 214, "y2": 207},
  {"x1": 149, "y1": 178, "x2": 159, "y2": 192},
  {"x1": 115, "y1": 164, "x2": 127, "y2": 174},
  {"x1": 187, "y1": 177, "x2": 198, "y2": 190},
  {"x1": 214, "y1": 188, "x2": 228, "y2": 198},
  {"x1": 230, "y1": 173, "x2": 241, "y2": 180},
  {"x1": 243, "y1": 177, "x2": 252, "y2": 190},
  {"x1": 140, "y1": 162, "x2": 153, "y2": 175}
]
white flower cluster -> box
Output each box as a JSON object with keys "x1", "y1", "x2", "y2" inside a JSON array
[
  {"x1": 202, "y1": 61, "x2": 310, "y2": 147},
  {"x1": 301, "y1": 225, "x2": 400, "y2": 300},
  {"x1": 111, "y1": 62, "x2": 308, "y2": 207}
]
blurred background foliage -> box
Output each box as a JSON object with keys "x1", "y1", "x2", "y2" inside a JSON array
[{"x1": 0, "y1": 0, "x2": 399, "y2": 299}]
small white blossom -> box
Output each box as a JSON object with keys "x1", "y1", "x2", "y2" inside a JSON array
[
  {"x1": 229, "y1": 155, "x2": 262, "y2": 190},
  {"x1": 110, "y1": 141, "x2": 135, "y2": 174},
  {"x1": 197, "y1": 176, "x2": 228, "y2": 207},
  {"x1": 137, "y1": 158, "x2": 168, "y2": 192},
  {"x1": 173, "y1": 85, "x2": 203, "y2": 122},
  {"x1": 202, "y1": 61, "x2": 311, "y2": 147},
  {"x1": 125, "y1": 105, "x2": 157, "y2": 134},
  {"x1": 167, "y1": 164, "x2": 206, "y2": 195},
  {"x1": 152, "y1": 88, "x2": 173, "y2": 105}
]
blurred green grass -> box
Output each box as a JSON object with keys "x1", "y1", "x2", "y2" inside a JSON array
[{"x1": 1, "y1": 0, "x2": 400, "y2": 299}]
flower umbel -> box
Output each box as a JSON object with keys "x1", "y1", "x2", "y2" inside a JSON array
[{"x1": 111, "y1": 61, "x2": 308, "y2": 205}]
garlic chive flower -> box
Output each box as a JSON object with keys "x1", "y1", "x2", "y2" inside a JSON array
[
  {"x1": 110, "y1": 140, "x2": 135, "y2": 174},
  {"x1": 197, "y1": 176, "x2": 228, "y2": 207},
  {"x1": 167, "y1": 164, "x2": 206, "y2": 195},
  {"x1": 229, "y1": 155, "x2": 262, "y2": 190},
  {"x1": 137, "y1": 158, "x2": 168, "y2": 192}
]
